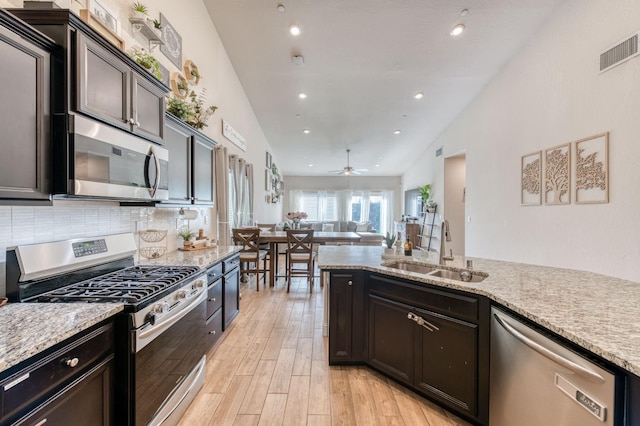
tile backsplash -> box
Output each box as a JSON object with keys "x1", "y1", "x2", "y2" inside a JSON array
[{"x1": 0, "y1": 200, "x2": 215, "y2": 297}]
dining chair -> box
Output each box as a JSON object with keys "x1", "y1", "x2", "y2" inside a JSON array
[
  {"x1": 257, "y1": 223, "x2": 280, "y2": 278},
  {"x1": 285, "y1": 229, "x2": 316, "y2": 293},
  {"x1": 232, "y1": 228, "x2": 268, "y2": 291}
]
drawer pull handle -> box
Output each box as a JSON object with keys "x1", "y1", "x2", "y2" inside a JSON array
[
  {"x1": 407, "y1": 312, "x2": 439, "y2": 332},
  {"x1": 208, "y1": 298, "x2": 216, "y2": 302},
  {"x1": 347, "y1": 280, "x2": 353, "y2": 286},
  {"x1": 34, "y1": 419, "x2": 47, "y2": 426},
  {"x1": 208, "y1": 330, "x2": 216, "y2": 335},
  {"x1": 66, "y1": 358, "x2": 79, "y2": 368}
]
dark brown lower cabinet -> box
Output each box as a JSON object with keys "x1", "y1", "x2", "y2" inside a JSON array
[
  {"x1": 14, "y1": 357, "x2": 114, "y2": 426},
  {"x1": 329, "y1": 271, "x2": 365, "y2": 364},
  {"x1": 367, "y1": 294, "x2": 415, "y2": 385},
  {"x1": 414, "y1": 308, "x2": 478, "y2": 417},
  {"x1": 223, "y1": 255, "x2": 240, "y2": 330},
  {"x1": 330, "y1": 271, "x2": 488, "y2": 425}
]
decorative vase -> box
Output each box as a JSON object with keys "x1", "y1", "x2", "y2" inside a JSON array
[{"x1": 292, "y1": 219, "x2": 300, "y2": 230}]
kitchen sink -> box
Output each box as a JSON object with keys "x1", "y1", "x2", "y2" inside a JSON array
[
  {"x1": 383, "y1": 262, "x2": 438, "y2": 275},
  {"x1": 428, "y1": 269, "x2": 487, "y2": 283}
]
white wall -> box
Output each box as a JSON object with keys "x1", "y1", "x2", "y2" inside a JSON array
[
  {"x1": 444, "y1": 155, "x2": 466, "y2": 257},
  {"x1": 403, "y1": 0, "x2": 640, "y2": 283}
]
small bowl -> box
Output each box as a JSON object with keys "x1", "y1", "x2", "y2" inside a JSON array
[{"x1": 139, "y1": 247, "x2": 167, "y2": 259}]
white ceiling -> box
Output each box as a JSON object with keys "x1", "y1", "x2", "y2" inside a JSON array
[{"x1": 203, "y1": 0, "x2": 561, "y2": 176}]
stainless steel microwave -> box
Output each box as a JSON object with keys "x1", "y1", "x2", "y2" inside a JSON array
[{"x1": 59, "y1": 114, "x2": 169, "y2": 201}]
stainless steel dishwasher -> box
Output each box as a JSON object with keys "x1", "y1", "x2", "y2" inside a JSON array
[{"x1": 490, "y1": 307, "x2": 617, "y2": 426}]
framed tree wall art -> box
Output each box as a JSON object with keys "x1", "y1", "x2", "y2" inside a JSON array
[
  {"x1": 544, "y1": 143, "x2": 571, "y2": 205},
  {"x1": 521, "y1": 151, "x2": 541, "y2": 205},
  {"x1": 575, "y1": 132, "x2": 609, "y2": 204}
]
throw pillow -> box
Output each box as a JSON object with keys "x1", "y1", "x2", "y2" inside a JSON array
[
  {"x1": 356, "y1": 222, "x2": 370, "y2": 232},
  {"x1": 322, "y1": 223, "x2": 334, "y2": 232}
]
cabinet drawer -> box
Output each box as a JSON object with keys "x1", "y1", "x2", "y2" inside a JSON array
[
  {"x1": 207, "y1": 278, "x2": 223, "y2": 318},
  {"x1": 223, "y1": 255, "x2": 240, "y2": 273},
  {"x1": 0, "y1": 323, "x2": 113, "y2": 422},
  {"x1": 368, "y1": 274, "x2": 478, "y2": 322},
  {"x1": 205, "y1": 308, "x2": 223, "y2": 349},
  {"x1": 207, "y1": 262, "x2": 223, "y2": 283}
]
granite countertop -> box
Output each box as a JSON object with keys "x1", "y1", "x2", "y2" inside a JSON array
[
  {"x1": 0, "y1": 303, "x2": 123, "y2": 375},
  {"x1": 318, "y1": 245, "x2": 640, "y2": 377},
  {"x1": 0, "y1": 246, "x2": 241, "y2": 377}
]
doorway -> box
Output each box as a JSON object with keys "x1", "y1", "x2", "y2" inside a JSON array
[{"x1": 444, "y1": 154, "x2": 466, "y2": 257}]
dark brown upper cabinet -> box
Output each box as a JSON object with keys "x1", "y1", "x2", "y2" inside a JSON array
[
  {"x1": 164, "y1": 114, "x2": 216, "y2": 206},
  {"x1": 0, "y1": 10, "x2": 56, "y2": 203},
  {"x1": 9, "y1": 10, "x2": 169, "y2": 145}
]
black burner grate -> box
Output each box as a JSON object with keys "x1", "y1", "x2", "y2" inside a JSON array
[{"x1": 37, "y1": 265, "x2": 201, "y2": 304}]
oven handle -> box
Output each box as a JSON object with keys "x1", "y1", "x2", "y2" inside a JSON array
[{"x1": 135, "y1": 284, "x2": 206, "y2": 353}]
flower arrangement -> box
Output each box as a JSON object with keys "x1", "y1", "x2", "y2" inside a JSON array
[
  {"x1": 286, "y1": 212, "x2": 308, "y2": 229},
  {"x1": 286, "y1": 212, "x2": 308, "y2": 220}
]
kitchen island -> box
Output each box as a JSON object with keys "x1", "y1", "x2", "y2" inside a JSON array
[
  {"x1": 318, "y1": 245, "x2": 640, "y2": 376},
  {"x1": 318, "y1": 245, "x2": 640, "y2": 425}
]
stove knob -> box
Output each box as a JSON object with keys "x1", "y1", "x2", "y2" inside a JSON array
[
  {"x1": 192, "y1": 279, "x2": 205, "y2": 290},
  {"x1": 176, "y1": 290, "x2": 188, "y2": 300},
  {"x1": 154, "y1": 302, "x2": 169, "y2": 314}
]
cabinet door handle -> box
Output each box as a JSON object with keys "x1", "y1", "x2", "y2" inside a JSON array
[
  {"x1": 208, "y1": 330, "x2": 216, "y2": 335},
  {"x1": 34, "y1": 419, "x2": 47, "y2": 426},
  {"x1": 208, "y1": 298, "x2": 216, "y2": 302},
  {"x1": 347, "y1": 280, "x2": 353, "y2": 286},
  {"x1": 407, "y1": 312, "x2": 439, "y2": 332},
  {"x1": 65, "y1": 357, "x2": 79, "y2": 368}
]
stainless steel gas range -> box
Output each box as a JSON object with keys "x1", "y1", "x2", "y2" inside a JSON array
[{"x1": 6, "y1": 233, "x2": 207, "y2": 426}]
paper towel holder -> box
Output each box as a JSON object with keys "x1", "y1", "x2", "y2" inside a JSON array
[{"x1": 179, "y1": 208, "x2": 198, "y2": 220}]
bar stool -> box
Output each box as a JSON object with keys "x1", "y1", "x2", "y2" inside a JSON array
[
  {"x1": 232, "y1": 228, "x2": 268, "y2": 291},
  {"x1": 285, "y1": 229, "x2": 316, "y2": 293}
]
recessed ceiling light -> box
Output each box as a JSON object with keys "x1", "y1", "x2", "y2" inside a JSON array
[
  {"x1": 290, "y1": 25, "x2": 301, "y2": 36},
  {"x1": 414, "y1": 92, "x2": 423, "y2": 100},
  {"x1": 450, "y1": 24, "x2": 465, "y2": 36},
  {"x1": 308, "y1": 163, "x2": 313, "y2": 167},
  {"x1": 296, "y1": 114, "x2": 301, "y2": 118},
  {"x1": 298, "y1": 92, "x2": 307, "y2": 99},
  {"x1": 375, "y1": 164, "x2": 381, "y2": 167},
  {"x1": 393, "y1": 130, "x2": 401, "y2": 135},
  {"x1": 460, "y1": 9, "x2": 469, "y2": 17},
  {"x1": 303, "y1": 129, "x2": 310, "y2": 134},
  {"x1": 277, "y1": 4, "x2": 285, "y2": 12}
]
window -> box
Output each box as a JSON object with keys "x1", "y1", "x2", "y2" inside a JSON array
[
  {"x1": 299, "y1": 191, "x2": 338, "y2": 221},
  {"x1": 290, "y1": 189, "x2": 393, "y2": 233}
]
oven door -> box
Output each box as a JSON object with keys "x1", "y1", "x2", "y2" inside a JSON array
[
  {"x1": 69, "y1": 114, "x2": 169, "y2": 201},
  {"x1": 133, "y1": 289, "x2": 207, "y2": 426}
]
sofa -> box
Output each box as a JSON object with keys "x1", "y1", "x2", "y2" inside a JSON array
[{"x1": 276, "y1": 220, "x2": 383, "y2": 246}]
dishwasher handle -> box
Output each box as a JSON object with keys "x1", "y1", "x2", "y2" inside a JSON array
[{"x1": 493, "y1": 312, "x2": 605, "y2": 384}]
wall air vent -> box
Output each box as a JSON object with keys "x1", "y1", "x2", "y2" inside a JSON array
[
  {"x1": 435, "y1": 147, "x2": 443, "y2": 157},
  {"x1": 600, "y1": 32, "x2": 639, "y2": 73}
]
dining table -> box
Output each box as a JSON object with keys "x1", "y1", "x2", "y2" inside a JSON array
[{"x1": 259, "y1": 231, "x2": 362, "y2": 286}]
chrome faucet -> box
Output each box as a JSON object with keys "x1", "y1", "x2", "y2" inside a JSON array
[{"x1": 439, "y1": 219, "x2": 454, "y2": 265}]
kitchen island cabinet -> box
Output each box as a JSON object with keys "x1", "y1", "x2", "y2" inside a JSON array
[
  {"x1": 0, "y1": 10, "x2": 55, "y2": 204},
  {"x1": 328, "y1": 270, "x2": 366, "y2": 364}
]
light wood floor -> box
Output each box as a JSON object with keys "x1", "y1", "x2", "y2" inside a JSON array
[{"x1": 178, "y1": 262, "x2": 471, "y2": 426}]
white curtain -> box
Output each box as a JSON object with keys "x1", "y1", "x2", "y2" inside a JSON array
[
  {"x1": 246, "y1": 164, "x2": 254, "y2": 224},
  {"x1": 215, "y1": 145, "x2": 230, "y2": 246},
  {"x1": 229, "y1": 155, "x2": 253, "y2": 229}
]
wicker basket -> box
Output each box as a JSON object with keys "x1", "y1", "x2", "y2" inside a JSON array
[
  {"x1": 139, "y1": 246, "x2": 167, "y2": 259},
  {"x1": 139, "y1": 229, "x2": 168, "y2": 243}
]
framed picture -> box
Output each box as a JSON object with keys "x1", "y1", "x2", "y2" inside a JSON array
[
  {"x1": 266, "y1": 152, "x2": 272, "y2": 169},
  {"x1": 265, "y1": 169, "x2": 271, "y2": 191},
  {"x1": 160, "y1": 13, "x2": 183, "y2": 68},
  {"x1": 521, "y1": 151, "x2": 541, "y2": 206},
  {"x1": 79, "y1": 9, "x2": 124, "y2": 50},
  {"x1": 544, "y1": 143, "x2": 571, "y2": 205},
  {"x1": 87, "y1": 0, "x2": 120, "y2": 36},
  {"x1": 575, "y1": 132, "x2": 609, "y2": 204}
]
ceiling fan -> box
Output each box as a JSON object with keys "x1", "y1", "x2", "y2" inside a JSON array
[{"x1": 328, "y1": 149, "x2": 368, "y2": 176}]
